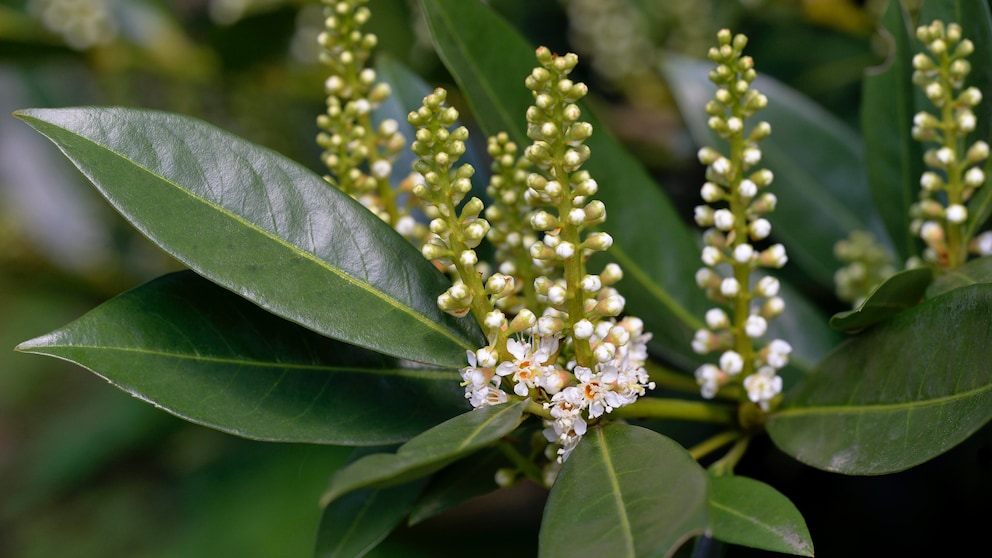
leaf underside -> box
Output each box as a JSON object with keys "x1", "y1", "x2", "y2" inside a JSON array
[{"x1": 16, "y1": 271, "x2": 467, "y2": 445}]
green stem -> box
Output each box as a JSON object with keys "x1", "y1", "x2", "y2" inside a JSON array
[
  {"x1": 497, "y1": 440, "x2": 544, "y2": 485},
  {"x1": 610, "y1": 398, "x2": 735, "y2": 423},
  {"x1": 642, "y1": 361, "x2": 703, "y2": 393},
  {"x1": 525, "y1": 399, "x2": 553, "y2": 420},
  {"x1": 688, "y1": 430, "x2": 742, "y2": 461},
  {"x1": 709, "y1": 435, "x2": 751, "y2": 476}
]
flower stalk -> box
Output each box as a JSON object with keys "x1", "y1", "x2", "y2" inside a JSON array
[
  {"x1": 691, "y1": 29, "x2": 792, "y2": 412},
  {"x1": 911, "y1": 20, "x2": 991, "y2": 269}
]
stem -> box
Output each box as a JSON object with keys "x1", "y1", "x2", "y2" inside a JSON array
[
  {"x1": 688, "y1": 430, "x2": 742, "y2": 461},
  {"x1": 525, "y1": 399, "x2": 553, "y2": 420},
  {"x1": 643, "y1": 361, "x2": 703, "y2": 393},
  {"x1": 939, "y1": 54, "x2": 969, "y2": 269},
  {"x1": 497, "y1": 440, "x2": 544, "y2": 485},
  {"x1": 555, "y1": 159, "x2": 593, "y2": 368},
  {"x1": 610, "y1": 398, "x2": 735, "y2": 423},
  {"x1": 709, "y1": 435, "x2": 751, "y2": 476},
  {"x1": 727, "y1": 122, "x2": 755, "y2": 378}
]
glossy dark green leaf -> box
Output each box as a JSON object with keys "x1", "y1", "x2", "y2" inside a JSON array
[
  {"x1": 829, "y1": 267, "x2": 933, "y2": 332},
  {"x1": 926, "y1": 255, "x2": 992, "y2": 297},
  {"x1": 540, "y1": 424, "x2": 708, "y2": 558},
  {"x1": 15, "y1": 271, "x2": 467, "y2": 445},
  {"x1": 767, "y1": 283, "x2": 992, "y2": 474},
  {"x1": 314, "y1": 480, "x2": 428, "y2": 558},
  {"x1": 862, "y1": 0, "x2": 923, "y2": 262},
  {"x1": 14, "y1": 107, "x2": 482, "y2": 367},
  {"x1": 319, "y1": 400, "x2": 527, "y2": 506},
  {"x1": 406, "y1": 447, "x2": 507, "y2": 525},
  {"x1": 663, "y1": 54, "x2": 889, "y2": 291},
  {"x1": 707, "y1": 476, "x2": 813, "y2": 557},
  {"x1": 918, "y1": 0, "x2": 992, "y2": 239},
  {"x1": 420, "y1": 0, "x2": 712, "y2": 371}
]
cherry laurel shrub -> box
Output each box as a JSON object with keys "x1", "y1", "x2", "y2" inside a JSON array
[{"x1": 14, "y1": 1, "x2": 992, "y2": 556}]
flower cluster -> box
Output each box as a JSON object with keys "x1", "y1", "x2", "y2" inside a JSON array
[
  {"x1": 30, "y1": 0, "x2": 118, "y2": 51},
  {"x1": 315, "y1": 0, "x2": 423, "y2": 241},
  {"x1": 409, "y1": 49, "x2": 655, "y2": 466},
  {"x1": 834, "y1": 230, "x2": 897, "y2": 307},
  {"x1": 691, "y1": 30, "x2": 791, "y2": 411},
  {"x1": 911, "y1": 19, "x2": 991, "y2": 269}
]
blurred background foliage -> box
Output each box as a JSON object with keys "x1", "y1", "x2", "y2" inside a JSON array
[{"x1": 1, "y1": 0, "x2": 988, "y2": 556}]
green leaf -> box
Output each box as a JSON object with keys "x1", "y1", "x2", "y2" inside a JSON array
[
  {"x1": 406, "y1": 448, "x2": 505, "y2": 525},
  {"x1": 314, "y1": 480, "x2": 428, "y2": 558},
  {"x1": 420, "y1": 0, "x2": 712, "y2": 371},
  {"x1": 14, "y1": 107, "x2": 483, "y2": 367},
  {"x1": 927, "y1": 255, "x2": 992, "y2": 297},
  {"x1": 829, "y1": 267, "x2": 933, "y2": 332},
  {"x1": 767, "y1": 283, "x2": 992, "y2": 474},
  {"x1": 15, "y1": 271, "x2": 467, "y2": 445},
  {"x1": 918, "y1": 0, "x2": 992, "y2": 239},
  {"x1": 539, "y1": 424, "x2": 708, "y2": 558},
  {"x1": 707, "y1": 475, "x2": 813, "y2": 557},
  {"x1": 319, "y1": 399, "x2": 528, "y2": 506},
  {"x1": 862, "y1": 0, "x2": 923, "y2": 262},
  {"x1": 663, "y1": 54, "x2": 889, "y2": 291}
]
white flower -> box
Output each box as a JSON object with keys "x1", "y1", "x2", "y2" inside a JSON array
[
  {"x1": 692, "y1": 329, "x2": 714, "y2": 354},
  {"x1": 742, "y1": 147, "x2": 762, "y2": 166},
  {"x1": 573, "y1": 319, "x2": 594, "y2": 339},
  {"x1": 744, "y1": 366, "x2": 782, "y2": 411},
  {"x1": 701, "y1": 182, "x2": 722, "y2": 202},
  {"x1": 696, "y1": 267, "x2": 716, "y2": 288},
  {"x1": 714, "y1": 209, "x2": 735, "y2": 231},
  {"x1": 763, "y1": 296, "x2": 785, "y2": 317},
  {"x1": 765, "y1": 339, "x2": 792, "y2": 369},
  {"x1": 965, "y1": 167, "x2": 985, "y2": 188},
  {"x1": 936, "y1": 147, "x2": 955, "y2": 166},
  {"x1": 759, "y1": 244, "x2": 788, "y2": 268},
  {"x1": 702, "y1": 246, "x2": 722, "y2": 266},
  {"x1": 755, "y1": 275, "x2": 780, "y2": 298},
  {"x1": 738, "y1": 179, "x2": 757, "y2": 198},
  {"x1": 593, "y1": 342, "x2": 616, "y2": 363},
  {"x1": 749, "y1": 218, "x2": 771, "y2": 240},
  {"x1": 496, "y1": 336, "x2": 559, "y2": 396},
  {"x1": 920, "y1": 171, "x2": 942, "y2": 191},
  {"x1": 475, "y1": 346, "x2": 499, "y2": 368},
  {"x1": 580, "y1": 275, "x2": 602, "y2": 292},
  {"x1": 720, "y1": 277, "x2": 740, "y2": 298},
  {"x1": 745, "y1": 314, "x2": 768, "y2": 338},
  {"x1": 556, "y1": 241, "x2": 576, "y2": 259},
  {"x1": 733, "y1": 243, "x2": 754, "y2": 263},
  {"x1": 972, "y1": 231, "x2": 992, "y2": 255},
  {"x1": 705, "y1": 308, "x2": 730, "y2": 329},
  {"x1": 461, "y1": 350, "x2": 506, "y2": 408},
  {"x1": 695, "y1": 363, "x2": 723, "y2": 399},
  {"x1": 946, "y1": 204, "x2": 968, "y2": 224},
  {"x1": 719, "y1": 350, "x2": 744, "y2": 375},
  {"x1": 712, "y1": 157, "x2": 732, "y2": 176},
  {"x1": 371, "y1": 159, "x2": 392, "y2": 179}
]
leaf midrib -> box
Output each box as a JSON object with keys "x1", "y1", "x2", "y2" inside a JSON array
[
  {"x1": 595, "y1": 427, "x2": 636, "y2": 556},
  {"x1": 20, "y1": 111, "x2": 474, "y2": 352},
  {"x1": 775, "y1": 382, "x2": 992, "y2": 417},
  {"x1": 16, "y1": 343, "x2": 459, "y2": 380},
  {"x1": 710, "y1": 499, "x2": 810, "y2": 555}
]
